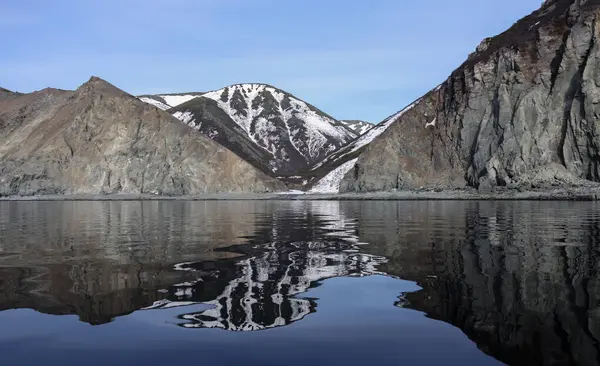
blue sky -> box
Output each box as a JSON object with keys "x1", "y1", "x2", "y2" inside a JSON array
[{"x1": 2, "y1": 0, "x2": 542, "y2": 122}]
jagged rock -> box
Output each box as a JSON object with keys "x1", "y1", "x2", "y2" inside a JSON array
[
  {"x1": 342, "y1": 0, "x2": 600, "y2": 192},
  {"x1": 0, "y1": 77, "x2": 285, "y2": 196}
]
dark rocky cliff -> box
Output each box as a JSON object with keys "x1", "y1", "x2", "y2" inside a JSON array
[{"x1": 342, "y1": 0, "x2": 600, "y2": 192}]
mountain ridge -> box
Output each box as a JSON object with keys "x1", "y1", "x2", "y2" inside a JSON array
[{"x1": 0, "y1": 76, "x2": 285, "y2": 196}]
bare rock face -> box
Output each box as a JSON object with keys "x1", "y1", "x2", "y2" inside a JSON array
[
  {"x1": 0, "y1": 77, "x2": 285, "y2": 196},
  {"x1": 342, "y1": 0, "x2": 600, "y2": 192}
]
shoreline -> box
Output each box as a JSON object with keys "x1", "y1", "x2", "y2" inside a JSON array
[{"x1": 1, "y1": 187, "x2": 599, "y2": 201}]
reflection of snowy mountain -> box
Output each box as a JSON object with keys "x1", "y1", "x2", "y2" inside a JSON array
[
  {"x1": 152, "y1": 202, "x2": 387, "y2": 332},
  {"x1": 171, "y1": 243, "x2": 386, "y2": 331}
]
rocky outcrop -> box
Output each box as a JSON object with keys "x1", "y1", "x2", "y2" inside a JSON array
[
  {"x1": 342, "y1": 0, "x2": 600, "y2": 192},
  {"x1": 0, "y1": 77, "x2": 285, "y2": 196}
]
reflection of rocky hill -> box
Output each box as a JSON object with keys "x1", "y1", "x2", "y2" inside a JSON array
[
  {"x1": 4, "y1": 199, "x2": 598, "y2": 364},
  {"x1": 0, "y1": 201, "x2": 264, "y2": 324},
  {"x1": 0, "y1": 201, "x2": 385, "y2": 328},
  {"x1": 344, "y1": 201, "x2": 600, "y2": 366}
]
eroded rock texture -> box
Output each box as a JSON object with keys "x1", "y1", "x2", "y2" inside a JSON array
[{"x1": 343, "y1": 0, "x2": 600, "y2": 192}]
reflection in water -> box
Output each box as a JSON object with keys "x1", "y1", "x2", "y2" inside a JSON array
[
  {"x1": 147, "y1": 201, "x2": 387, "y2": 331},
  {"x1": 0, "y1": 201, "x2": 600, "y2": 365},
  {"x1": 174, "y1": 244, "x2": 385, "y2": 331},
  {"x1": 349, "y1": 201, "x2": 600, "y2": 366}
]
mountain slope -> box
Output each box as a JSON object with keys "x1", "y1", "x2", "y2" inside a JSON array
[
  {"x1": 0, "y1": 77, "x2": 284, "y2": 196},
  {"x1": 339, "y1": 0, "x2": 600, "y2": 192},
  {"x1": 171, "y1": 96, "x2": 275, "y2": 175},
  {"x1": 138, "y1": 92, "x2": 205, "y2": 110},
  {"x1": 170, "y1": 84, "x2": 357, "y2": 176}
]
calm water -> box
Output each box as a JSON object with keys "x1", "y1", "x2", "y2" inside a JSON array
[{"x1": 0, "y1": 201, "x2": 599, "y2": 365}]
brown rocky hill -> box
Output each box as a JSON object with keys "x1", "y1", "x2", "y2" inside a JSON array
[
  {"x1": 341, "y1": 0, "x2": 600, "y2": 192},
  {"x1": 0, "y1": 87, "x2": 20, "y2": 100},
  {"x1": 0, "y1": 77, "x2": 284, "y2": 196}
]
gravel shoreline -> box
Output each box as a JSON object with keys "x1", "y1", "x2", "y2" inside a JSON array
[{"x1": 1, "y1": 187, "x2": 599, "y2": 201}]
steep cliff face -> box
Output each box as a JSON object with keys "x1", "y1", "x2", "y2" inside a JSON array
[
  {"x1": 0, "y1": 77, "x2": 285, "y2": 196},
  {"x1": 342, "y1": 0, "x2": 600, "y2": 192}
]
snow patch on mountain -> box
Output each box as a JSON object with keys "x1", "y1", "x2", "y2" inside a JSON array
[
  {"x1": 139, "y1": 97, "x2": 170, "y2": 110},
  {"x1": 339, "y1": 120, "x2": 372, "y2": 136},
  {"x1": 425, "y1": 118, "x2": 436, "y2": 128},
  {"x1": 162, "y1": 94, "x2": 200, "y2": 108},
  {"x1": 173, "y1": 111, "x2": 195, "y2": 125},
  {"x1": 310, "y1": 158, "x2": 358, "y2": 193},
  {"x1": 139, "y1": 94, "x2": 205, "y2": 110}
]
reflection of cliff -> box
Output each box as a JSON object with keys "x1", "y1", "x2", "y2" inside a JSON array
[{"x1": 345, "y1": 201, "x2": 600, "y2": 366}]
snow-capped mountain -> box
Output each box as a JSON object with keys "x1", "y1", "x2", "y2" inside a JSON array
[
  {"x1": 138, "y1": 92, "x2": 205, "y2": 110},
  {"x1": 339, "y1": 120, "x2": 372, "y2": 136},
  {"x1": 169, "y1": 84, "x2": 357, "y2": 176}
]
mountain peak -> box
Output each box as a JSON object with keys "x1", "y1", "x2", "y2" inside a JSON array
[
  {"x1": 77, "y1": 76, "x2": 130, "y2": 98},
  {"x1": 459, "y1": 0, "x2": 581, "y2": 72}
]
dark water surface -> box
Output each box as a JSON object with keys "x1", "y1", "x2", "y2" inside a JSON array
[{"x1": 0, "y1": 201, "x2": 599, "y2": 366}]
